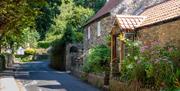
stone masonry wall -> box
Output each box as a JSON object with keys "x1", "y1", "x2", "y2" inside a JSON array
[
  {"x1": 138, "y1": 19, "x2": 180, "y2": 49},
  {"x1": 83, "y1": 16, "x2": 114, "y2": 58}
]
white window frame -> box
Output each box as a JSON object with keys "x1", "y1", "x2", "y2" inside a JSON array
[
  {"x1": 88, "y1": 27, "x2": 91, "y2": 39},
  {"x1": 97, "y1": 21, "x2": 101, "y2": 36}
]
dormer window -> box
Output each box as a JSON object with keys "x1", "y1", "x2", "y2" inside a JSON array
[{"x1": 97, "y1": 21, "x2": 101, "y2": 36}]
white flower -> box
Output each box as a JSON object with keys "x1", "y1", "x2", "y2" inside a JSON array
[
  {"x1": 127, "y1": 64, "x2": 133, "y2": 69},
  {"x1": 134, "y1": 56, "x2": 138, "y2": 60}
]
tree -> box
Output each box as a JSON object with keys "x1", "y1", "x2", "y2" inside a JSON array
[
  {"x1": 44, "y1": 0, "x2": 94, "y2": 45},
  {"x1": 0, "y1": 0, "x2": 45, "y2": 33},
  {"x1": 0, "y1": 0, "x2": 46, "y2": 53},
  {"x1": 46, "y1": 0, "x2": 94, "y2": 69},
  {"x1": 74, "y1": 0, "x2": 106, "y2": 12},
  {"x1": 35, "y1": 0, "x2": 61, "y2": 40}
]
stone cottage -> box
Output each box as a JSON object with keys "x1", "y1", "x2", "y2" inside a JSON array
[
  {"x1": 111, "y1": 0, "x2": 180, "y2": 76},
  {"x1": 83, "y1": 0, "x2": 167, "y2": 76},
  {"x1": 83, "y1": 0, "x2": 168, "y2": 56}
]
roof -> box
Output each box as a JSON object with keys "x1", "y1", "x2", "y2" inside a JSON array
[
  {"x1": 139, "y1": 0, "x2": 180, "y2": 27},
  {"x1": 115, "y1": 15, "x2": 146, "y2": 30},
  {"x1": 85, "y1": 0, "x2": 120, "y2": 26}
]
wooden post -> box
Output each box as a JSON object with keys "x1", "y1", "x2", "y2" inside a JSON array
[
  {"x1": 119, "y1": 32, "x2": 125, "y2": 71},
  {"x1": 110, "y1": 28, "x2": 119, "y2": 78}
]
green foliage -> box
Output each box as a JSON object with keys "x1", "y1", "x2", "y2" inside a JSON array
[
  {"x1": 16, "y1": 55, "x2": 33, "y2": 62},
  {"x1": 44, "y1": 0, "x2": 94, "y2": 46},
  {"x1": 74, "y1": 0, "x2": 106, "y2": 12},
  {"x1": 0, "y1": 0, "x2": 45, "y2": 54},
  {"x1": 35, "y1": 0, "x2": 61, "y2": 40},
  {"x1": 120, "y1": 39, "x2": 180, "y2": 90},
  {"x1": 38, "y1": 41, "x2": 50, "y2": 48},
  {"x1": 83, "y1": 44, "x2": 110, "y2": 73},
  {"x1": 20, "y1": 57, "x2": 33, "y2": 62},
  {"x1": 61, "y1": 25, "x2": 76, "y2": 44},
  {"x1": 19, "y1": 28, "x2": 40, "y2": 48},
  {"x1": 35, "y1": 48, "x2": 47, "y2": 55},
  {"x1": 0, "y1": 0, "x2": 44, "y2": 32},
  {"x1": 1, "y1": 28, "x2": 40, "y2": 53},
  {"x1": 24, "y1": 48, "x2": 36, "y2": 55},
  {"x1": 74, "y1": 32, "x2": 83, "y2": 43}
]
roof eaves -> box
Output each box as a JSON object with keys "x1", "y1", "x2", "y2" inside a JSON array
[
  {"x1": 137, "y1": 16, "x2": 180, "y2": 29},
  {"x1": 83, "y1": 12, "x2": 111, "y2": 27}
]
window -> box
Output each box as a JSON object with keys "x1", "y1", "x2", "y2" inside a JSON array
[
  {"x1": 88, "y1": 27, "x2": 91, "y2": 39},
  {"x1": 97, "y1": 21, "x2": 101, "y2": 36}
]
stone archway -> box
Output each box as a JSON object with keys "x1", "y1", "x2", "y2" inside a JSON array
[{"x1": 66, "y1": 43, "x2": 83, "y2": 71}]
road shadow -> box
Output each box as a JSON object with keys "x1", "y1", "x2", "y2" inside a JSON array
[
  {"x1": 15, "y1": 61, "x2": 100, "y2": 91},
  {"x1": 39, "y1": 85, "x2": 65, "y2": 89}
]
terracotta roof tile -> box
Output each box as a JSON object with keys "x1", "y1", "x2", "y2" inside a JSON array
[
  {"x1": 139, "y1": 0, "x2": 180, "y2": 27},
  {"x1": 115, "y1": 15, "x2": 146, "y2": 30},
  {"x1": 85, "y1": 0, "x2": 121, "y2": 26}
]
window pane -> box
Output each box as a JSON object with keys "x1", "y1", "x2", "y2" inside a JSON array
[
  {"x1": 88, "y1": 27, "x2": 91, "y2": 39},
  {"x1": 97, "y1": 22, "x2": 101, "y2": 36}
]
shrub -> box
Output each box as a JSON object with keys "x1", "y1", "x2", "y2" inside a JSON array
[
  {"x1": 24, "y1": 48, "x2": 36, "y2": 55},
  {"x1": 83, "y1": 44, "x2": 110, "y2": 73},
  {"x1": 35, "y1": 48, "x2": 47, "y2": 55},
  {"x1": 120, "y1": 39, "x2": 180, "y2": 90},
  {"x1": 20, "y1": 57, "x2": 33, "y2": 62},
  {"x1": 38, "y1": 41, "x2": 50, "y2": 48}
]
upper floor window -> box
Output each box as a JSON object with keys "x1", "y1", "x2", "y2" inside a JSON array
[
  {"x1": 97, "y1": 21, "x2": 101, "y2": 36},
  {"x1": 88, "y1": 27, "x2": 91, "y2": 39}
]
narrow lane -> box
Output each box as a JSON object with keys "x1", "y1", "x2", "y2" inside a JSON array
[{"x1": 15, "y1": 61, "x2": 100, "y2": 91}]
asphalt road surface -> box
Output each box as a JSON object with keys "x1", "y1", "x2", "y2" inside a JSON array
[{"x1": 15, "y1": 61, "x2": 100, "y2": 91}]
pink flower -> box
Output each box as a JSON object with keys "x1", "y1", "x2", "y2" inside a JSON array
[
  {"x1": 168, "y1": 47, "x2": 173, "y2": 52},
  {"x1": 151, "y1": 40, "x2": 160, "y2": 45},
  {"x1": 140, "y1": 46, "x2": 149, "y2": 52}
]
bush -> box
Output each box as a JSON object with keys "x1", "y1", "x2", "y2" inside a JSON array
[
  {"x1": 83, "y1": 44, "x2": 110, "y2": 73},
  {"x1": 38, "y1": 41, "x2": 50, "y2": 48},
  {"x1": 35, "y1": 48, "x2": 47, "y2": 55},
  {"x1": 24, "y1": 48, "x2": 36, "y2": 55},
  {"x1": 120, "y1": 39, "x2": 180, "y2": 90},
  {"x1": 74, "y1": 32, "x2": 83, "y2": 42},
  {"x1": 15, "y1": 54, "x2": 34, "y2": 62},
  {"x1": 21, "y1": 57, "x2": 33, "y2": 62}
]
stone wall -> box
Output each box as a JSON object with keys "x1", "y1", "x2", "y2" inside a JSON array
[
  {"x1": 109, "y1": 79, "x2": 152, "y2": 91},
  {"x1": 84, "y1": 16, "x2": 113, "y2": 49},
  {"x1": 66, "y1": 43, "x2": 83, "y2": 71},
  {"x1": 71, "y1": 69, "x2": 105, "y2": 89},
  {"x1": 138, "y1": 19, "x2": 180, "y2": 49},
  {"x1": 83, "y1": 16, "x2": 114, "y2": 61}
]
